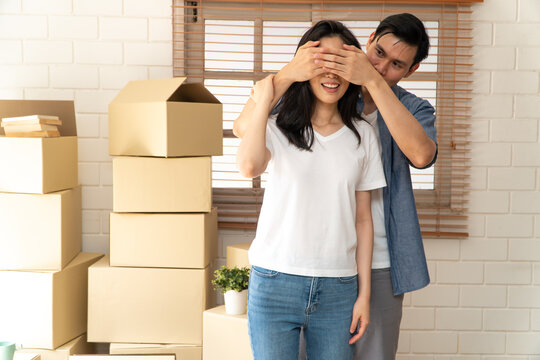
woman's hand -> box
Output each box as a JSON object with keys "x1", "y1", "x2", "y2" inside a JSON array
[
  {"x1": 250, "y1": 74, "x2": 275, "y2": 108},
  {"x1": 349, "y1": 296, "x2": 370, "y2": 344}
]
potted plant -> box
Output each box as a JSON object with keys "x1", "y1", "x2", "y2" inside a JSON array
[{"x1": 212, "y1": 266, "x2": 250, "y2": 315}]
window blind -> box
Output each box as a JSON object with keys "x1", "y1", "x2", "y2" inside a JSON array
[{"x1": 172, "y1": 0, "x2": 477, "y2": 238}]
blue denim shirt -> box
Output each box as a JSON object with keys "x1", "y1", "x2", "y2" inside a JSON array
[{"x1": 357, "y1": 85, "x2": 438, "y2": 295}]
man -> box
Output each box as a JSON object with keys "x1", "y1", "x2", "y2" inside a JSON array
[{"x1": 234, "y1": 13, "x2": 437, "y2": 360}]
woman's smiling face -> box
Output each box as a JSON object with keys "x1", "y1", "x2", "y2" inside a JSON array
[{"x1": 309, "y1": 36, "x2": 350, "y2": 105}]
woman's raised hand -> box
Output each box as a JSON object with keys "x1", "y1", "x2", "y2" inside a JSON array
[{"x1": 250, "y1": 74, "x2": 275, "y2": 108}]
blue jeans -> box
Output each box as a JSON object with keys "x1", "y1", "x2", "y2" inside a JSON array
[{"x1": 247, "y1": 265, "x2": 358, "y2": 360}]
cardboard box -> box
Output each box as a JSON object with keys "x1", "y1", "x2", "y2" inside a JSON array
[
  {"x1": 71, "y1": 356, "x2": 174, "y2": 360},
  {"x1": 110, "y1": 208, "x2": 217, "y2": 269},
  {"x1": 88, "y1": 256, "x2": 215, "y2": 344},
  {"x1": 110, "y1": 343, "x2": 201, "y2": 360},
  {"x1": 17, "y1": 334, "x2": 95, "y2": 360},
  {"x1": 0, "y1": 100, "x2": 78, "y2": 194},
  {"x1": 0, "y1": 253, "x2": 104, "y2": 349},
  {"x1": 226, "y1": 242, "x2": 251, "y2": 269},
  {"x1": 0, "y1": 186, "x2": 81, "y2": 271},
  {"x1": 113, "y1": 156, "x2": 211, "y2": 213},
  {"x1": 14, "y1": 354, "x2": 40, "y2": 360},
  {"x1": 203, "y1": 306, "x2": 252, "y2": 360},
  {"x1": 109, "y1": 77, "x2": 222, "y2": 158}
]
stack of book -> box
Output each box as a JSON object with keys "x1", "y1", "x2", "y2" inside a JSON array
[{"x1": 1, "y1": 114, "x2": 62, "y2": 137}]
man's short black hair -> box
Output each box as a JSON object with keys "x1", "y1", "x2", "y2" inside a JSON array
[{"x1": 373, "y1": 13, "x2": 430, "y2": 67}]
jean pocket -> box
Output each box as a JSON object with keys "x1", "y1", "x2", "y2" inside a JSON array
[
  {"x1": 251, "y1": 265, "x2": 280, "y2": 278},
  {"x1": 338, "y1": 274, "x2": 358, "y2": 283}
]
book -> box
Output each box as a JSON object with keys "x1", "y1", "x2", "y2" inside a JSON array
[
  {"x1": 5, "y1": 130, "x2": 61, "y2": 138},
  {"x1": 3, "y1": 123, "x2": 59, "y2": 132},
  {"x1": 1, "y1": 115, "x2": 62, "y2": 126}
]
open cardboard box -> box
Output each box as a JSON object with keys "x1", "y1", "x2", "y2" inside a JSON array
[
  {"x1": 0, "y1": 186, "x2": 81, "y2": 271},
  {"x1": 0, "y1": 253, "x2": 104, "y2": 349},
  {"x1": 109, "y1": 77, "x2": 222, "y2": 158},
  {"x1": 0, "y1": 100, "x2": 78, "y2": 194}
]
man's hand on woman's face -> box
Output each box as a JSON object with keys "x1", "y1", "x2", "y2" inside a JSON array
[
  {"x1": 281, "y1": 40, "x2": 327, "y2": 82},
  {"x1": 314, "y1": 44, "x2": 379, "y2": 86}
]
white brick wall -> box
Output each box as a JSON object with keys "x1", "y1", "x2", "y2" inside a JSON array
[
  {"x1": 1, "y1": 0, "x2": 539, "y2": 356},
  {"x1": 0, "y1": 0, "x2": 172, "y2": 258}
]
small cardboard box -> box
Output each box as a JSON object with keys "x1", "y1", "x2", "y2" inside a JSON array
[
  {"x1": 0, "y1": 186, "x2": 81, "y2": 271},
  {"x1": 0, "y1": 100, "x2": 78, "y2": 194},
  {"x1": 113, "y1": 156, "x2": 211, "y2": 213},
  {"x1": 0, "y1": 253, "x2": 104, "y2": 349},
  {"x1": 203, "y1": 306, "x2": 252, "y2": 360},
  {"x1": 88, "y1": 256, "x2": 215, "y2": 344},
  {"x1": 109, "y1": 77, "x2": 222, "y2": 157},
  {"x1": 226, "y1": 242, "x2": 251, "y2": 269},
  {"x1": 71, "y1": 356, "x2": 174, "y2": 360},
  {"x1": 110, "y1": 343, "x2": 201, "y2": 360},
  {"x1": 110, "y1": 208, "x2": 217, "y2": 269},
  {"x1": 17, "y1": 334, "x2": 95, "y2": 360}
]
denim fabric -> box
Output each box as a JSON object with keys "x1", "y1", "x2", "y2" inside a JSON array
[
  {"x1": 247, "y1": 266, "x2": 357, "y2": 360},
  {"x1": 357, "y1": 85, "x2": 437, "y2": 295}
]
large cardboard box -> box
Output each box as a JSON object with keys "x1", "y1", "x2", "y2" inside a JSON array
[
  {"x1": 110, "y1": 343, "x2": 201, "y2": 360},
  {"x1": 113, "y1": 156, "x2": 211, "y2": 213},
  {"x1": 17, "y1": 334, "x2": 95, "y2": 360},
  {"x1": 202, "y1": 306, "x2": 252, "y2": 360},
  {"x1": 88, "y1": 256, "x2": 215, "y2": 344},
  {"x1": 0, "y1": 100, "x2": 78, "y2": 194},
  {"x1": 0, "y1": 186, "x2": 81, "y2": 271},
  {"x1": 110, "y1": 208, "x2": 217, "y2": 269},
  {"x1": 109, "y1": 77, "x2": 222, "y2": 157},
  {"x1": 0, "y1": 253, "x2": 104, "y2": 349},
  {"x1": 226, "y1": 242, "x2": 251, "y2": 268}
]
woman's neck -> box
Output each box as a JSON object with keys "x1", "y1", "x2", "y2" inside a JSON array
[{"x1": 311, "y1": 101, "x2": 341, "y2": 127}]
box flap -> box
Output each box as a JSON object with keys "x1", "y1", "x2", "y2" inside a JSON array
[
  {"x1": 110, "y1": 78, "x2": 187, "y2": 104},
  {"x1": 0, "y1": 100, "x2": 77, "y2": 136},
  {"x1": 168, "y1": 83, "x2": 220, "y2": 104}
]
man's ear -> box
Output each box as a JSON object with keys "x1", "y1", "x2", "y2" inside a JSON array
[
  {"x1": 366, "y1": 32, "x2": 375, "y2": 48},
  {"x1": 404, "y1": 63, "x2": 420, "y2": 78}
]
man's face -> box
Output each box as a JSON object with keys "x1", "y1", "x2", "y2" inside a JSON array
[{"x1": 365, "y1": 32, "x2": 419, "y2": 88}]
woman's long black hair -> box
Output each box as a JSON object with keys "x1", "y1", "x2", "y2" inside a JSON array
[{"x1": 276, "y1": 20, "x2": 363, "y2": 151}]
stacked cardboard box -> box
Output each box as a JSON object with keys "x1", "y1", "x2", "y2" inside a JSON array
[
  {"x1": 226, "y1": 242, "x2": 251, "y2": 268},
  {"x1": 200, "y1": 243, "x2": 253, "y2": 358},
  {"x1": 88, "y1": 78, "x2": 222, "y2": 357},
  {"x1": 0, "y1": 100, "x2": 104, "y2": 351}
]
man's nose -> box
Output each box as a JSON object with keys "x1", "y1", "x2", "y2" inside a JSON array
[{"x1": 376, "y1": 61, "x2": 389, "y2": 76}]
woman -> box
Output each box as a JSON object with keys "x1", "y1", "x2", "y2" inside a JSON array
[{"x1": 236, "y1": 20, "x2": 386, "y2": 360}]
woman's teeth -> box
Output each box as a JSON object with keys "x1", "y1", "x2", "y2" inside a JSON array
[{"x1": 322, "y1": 83, "x2": 339, "y2": 89}]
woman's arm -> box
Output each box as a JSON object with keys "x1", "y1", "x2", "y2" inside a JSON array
[
  {"x1": 236, "y1": 75, "x2": 274, "y2": 178},
  {"x1": 349, "y1": 190, "x2": 373, "y2": 344}
]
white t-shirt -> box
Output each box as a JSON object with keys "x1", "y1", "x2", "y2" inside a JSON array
[
  {"x1": 361, "y1": 111, "x2": 391, "y2": 269},
  {"x1": 248, "y1": 115, "x2": 387, "y2": 277}
]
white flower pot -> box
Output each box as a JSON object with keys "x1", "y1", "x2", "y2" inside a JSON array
[{"x1": 224, "y1": 289, "x2": 248, "y2": 315}]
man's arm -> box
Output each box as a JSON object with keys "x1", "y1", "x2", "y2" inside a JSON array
[
  {"x1": 316, "y1": 44, "x2": 436, "y2": 168},
  {"x1": 233, "y1": 40, "x2": 325, "y2": 139},
  {"x1": 363, "y1": 76, "x2": 436, "y2": 168}
]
